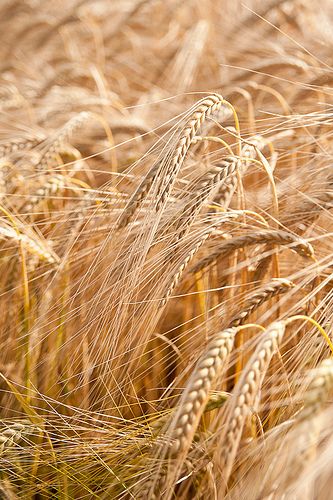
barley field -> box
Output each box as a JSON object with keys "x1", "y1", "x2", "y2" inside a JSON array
[{"x1": 0, "y1": 0, "x2": 333, "y2": 498}]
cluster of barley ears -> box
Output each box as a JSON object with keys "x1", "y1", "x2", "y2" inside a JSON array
[{"x1": 0, "y1": 0, "x2": 333, "y2": 498}]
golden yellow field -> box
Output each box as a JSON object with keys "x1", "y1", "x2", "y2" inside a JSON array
[{"x1": 0, "y1": 0, "x2": 333, "y2": 498}]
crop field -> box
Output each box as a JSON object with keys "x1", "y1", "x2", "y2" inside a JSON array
[{"x1": 0, "y1": 0, "x2": 332, "y2": 498}]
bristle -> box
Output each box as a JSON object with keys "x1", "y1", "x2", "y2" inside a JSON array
[{"x1": 0, "y1": 1, "x2": 333, "y2": 498}]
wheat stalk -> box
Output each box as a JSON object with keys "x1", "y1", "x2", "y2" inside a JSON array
[
  {"x1": 157, "y1": 94, "x2": 225, "y2": 210},
  {"x1": 161, "y1": 212, "x2": 244, "y2": 306},
  {"x1": 0, "y1": 136, "x2": 41, "y2": 158},
  {"x1": 190, "y1": 229, "x2": 314, "y2": 274},
  {"x1": 162, "y1": 210, "x2": 271, "y2": 306},
  {"x1": 36, "y1": 112, "x2": 91, "y2": 171},
  {"x1": 140, "y1": 328, "x2": 235, "y2": 499},
  {"x1": 0, "y1": 226, "x2": 58, "y2": 265},
  {"x1": 229, "y1": 278, "x2": 294, "y2": 327},
  {"x1": 212, "y1": 135, "x2": 264, "y2": 208},
  {"x1": 21, "y1": 174, "x2": 66, "y2": 213},
  {"x1": 215, "y1": 321, "x2": 286, "y2": 492},
  {"x1": 161, "y1": 229, "x2": 229, "y2": 307},
  {"x1": 0, "y1": 422, "x2": 34, "y2": 455},
  {"x1": 165, "y1": 327, "x2": 236, "y2": 457},
  {"x1": 117, "y1": 94, "x2": 225, "y2": 229},
  {"x1": 274, "y1": 359, "x2": 333, "y2": 498},
  {"x1": 173, "y1": 156, "x2": 238, "y2": 241},
  {"x1": 116, "y1": 159, "x2": 162, "y2": 229},
  {"x1": 151, "y1": 390, "x2": 228, "y2": 434},
  {"x1": 251, "y1": 249, "x2": 274, "y2": 282},
  {"x1": 299, "y1": 358, "x2": 333, "y2": 420},
  {"x1": 152, "y1": 322, "x2": 285, "y2": 499}
]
